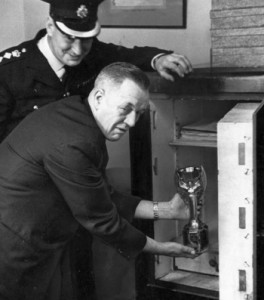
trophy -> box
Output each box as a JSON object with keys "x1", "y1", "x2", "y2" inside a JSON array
[{"x1": 175, "y1": 166, "x2": 208, "y2": 253}]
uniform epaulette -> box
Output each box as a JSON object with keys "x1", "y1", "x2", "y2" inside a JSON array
[{"x1": 0, "y1": 47, "x2": 27, "y2": 65}]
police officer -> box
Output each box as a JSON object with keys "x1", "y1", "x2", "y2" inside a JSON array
[{"x1": 0, "y1": 0, "x2": 192, "y2": 142}]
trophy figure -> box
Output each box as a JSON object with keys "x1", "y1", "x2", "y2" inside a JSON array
[{"x1": 175, "y1": 166, "x2": 208, "y2": 253}]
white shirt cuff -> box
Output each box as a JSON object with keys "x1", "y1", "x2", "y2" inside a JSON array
[{"x1": 151, "y1": 53, "x2": 167, "y2": 70}]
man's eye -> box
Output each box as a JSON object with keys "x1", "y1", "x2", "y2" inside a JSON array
[
  {"x1": 64, "y1": 34, "x2": 75, "y2": 41},
  {"x1": 119, "y1": 107, "x2": 131, "y2": 114}
]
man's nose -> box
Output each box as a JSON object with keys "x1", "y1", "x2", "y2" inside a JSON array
[
  {"x1": 124, "y1": 111, "x2": 137, "y2": 127},
  {"x1": 71, "y1": 39, "x2": 82, "y2": 55}
]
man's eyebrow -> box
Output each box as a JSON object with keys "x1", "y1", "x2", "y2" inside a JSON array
[
  {"x1": 64, "y1": 33, "x2": 92, "y2": 41},
  {"x1": 118, "y1": 102, "x2": 149, "y2": 111},
  {"x1": 138, "y1": 103, "x2": 150, "y2": 111},
  {"x1": 118, "y1": 103, "x2": 133, "y2": 108}
]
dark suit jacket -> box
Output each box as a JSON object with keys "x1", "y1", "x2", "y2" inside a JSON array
[
  {"x1": 0, "y1": 29, "x2": 171, "y2": 141},
  {"x1": 0, "y1": 96, "x2": 146, "y2": 300}
]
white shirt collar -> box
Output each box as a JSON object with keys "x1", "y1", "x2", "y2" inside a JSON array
[{"x1": 37, "y1": 34, "x2": 64, "y2": 76}]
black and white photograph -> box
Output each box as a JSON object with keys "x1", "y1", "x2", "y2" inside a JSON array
[{"x1": 0, "y1": 0, "x2": 264, "y2": 300}]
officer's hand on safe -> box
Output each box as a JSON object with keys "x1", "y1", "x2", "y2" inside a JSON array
[{"x1": 154, "y1": 52, "x2": 193, "y2": 81}]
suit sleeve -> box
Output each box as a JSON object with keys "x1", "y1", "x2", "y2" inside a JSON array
[
  {"x1": 85, "y1": 38, "x2": 173, "y2": 71},
  {"x1": 102, "y1": 174, "x2": 141, "y2": 222},
  {"x1": 44, "y1": 141, "x2": 146, "y2": 259},
  {"x1": 109, "y1": 187, "x2": 141, "y2": 223}
]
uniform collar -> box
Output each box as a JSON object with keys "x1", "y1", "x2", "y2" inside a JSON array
[{"x1": 37, "y1": 34, "x2": 64, "y2": 77}]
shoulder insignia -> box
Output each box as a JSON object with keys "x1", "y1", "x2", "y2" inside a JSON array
[{"x1": 0, "y1": 48, "x2": 27, "y2": 64}]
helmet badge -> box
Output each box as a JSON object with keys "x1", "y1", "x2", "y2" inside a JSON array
[{"x1": 77, "y1": 5, "x2": 88, "y2": 18}]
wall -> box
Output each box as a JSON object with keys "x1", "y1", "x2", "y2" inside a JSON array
[
  {"x1": 99, "y1": 0, "x2": 212, "y2": 68},
  {"x1": 23, "y1": 0, "x2": 49, "y2": 40},
  {"x1": 0, "y1": 0, "x2": 25, "y2": 50},
  {"x1": 211, "y1": 0, "x2": 264, "y2": 67}
]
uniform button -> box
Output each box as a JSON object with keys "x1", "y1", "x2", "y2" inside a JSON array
[
  {"x1": 63, "y1": 92, "x2": 70, "y2": 97},
  {"x1": 33, "y1": 105, "x2": 39, "y2": 110}
]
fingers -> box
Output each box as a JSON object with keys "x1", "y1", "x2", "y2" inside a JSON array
[
  {"x1": 155, "y1": 53, "x2": 193, "y2": 80},
  {"x1": 169, "y1": 53, "x2": 193, "y2": 74},
  {"x1": 177, "y1": 242, "x2": 208, "y2": 258},
  {"x1": 168, "y1": 242, "x2": 198, "y2": 258},
  {"x1": 158, "y1": 70, "x2": 175, "y2": 82},
  {"x1": 169, "y1": 193, "x2": 190, "y2": 220},
  {"x1": 167, "y1": 53, "x2": 193, "y2": 74},
  {"x1": 182, "y1": 245, "x2": 196, "y2": 255}
]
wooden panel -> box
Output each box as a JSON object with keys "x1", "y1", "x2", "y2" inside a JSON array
[
  {"x1": 212, "y1": 35, "x2": 264, "y2": 49},
  {"x1": 211, "y1": 15, "x2": 264, "y2": 30},
  {"x1": 212, "y1": 47, "x2": 264, "y2": 68},
  {"x1": 217, "y1": 103, "x2": 260, "y2": 300},
  {"x1": 147, "y1": 71, "x2": 264, "y2": 97},
  {"x1": 212, "y1": 55, "x2": 264, "y2": 68},
  {"x1": 169, "y1": 139, "x2": 216, "y2": 148},
  {"x1": 211, "y1": 7, "x2": 264, "y2": 18},
  {"x1": 212, "y1": 0, "x2": 264, "y2": 10},
  {"x1": 158, "y1": 270, "x2": 219, "y2": 298},
  {"x1": 211, "y1": 27, "x2": 264, "y2": 37},
  {"x1": 159, "y1": 270, "x2": 218, "y2": 292}
]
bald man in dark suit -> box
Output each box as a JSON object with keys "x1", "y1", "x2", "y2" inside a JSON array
[{"x1": 0, "y1": 62, "x2": 195, "y2": 300}]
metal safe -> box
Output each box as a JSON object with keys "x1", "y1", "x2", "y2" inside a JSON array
[{"x1": 130, "y1": 68, "x2": 264, "y2": 300}]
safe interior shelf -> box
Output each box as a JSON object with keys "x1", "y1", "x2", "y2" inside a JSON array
[
  {"x1": 169, "y1": 139, "x2": 217, "y2": 148},
  {"x1": 154, "y1": 270, "x2": 219, "y2": 299},
  {"x1": 170, "y1": 119, "x2": 217, "y2": 148}
]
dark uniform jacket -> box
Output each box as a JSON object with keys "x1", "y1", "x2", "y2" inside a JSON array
[
  {"x1": 0, "y1": 29, "x2": 171, "y2": 141},
  {"x1": 0, "y1": 96, "x2": 146, "y2": 300}
]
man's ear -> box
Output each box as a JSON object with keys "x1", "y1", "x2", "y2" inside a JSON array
[
  {"x1": 93, "y1": 89, "x2": 104, "y2": 110},
  {"x1": 46, "y1": 17, "x2": 55, "y2": 37}
]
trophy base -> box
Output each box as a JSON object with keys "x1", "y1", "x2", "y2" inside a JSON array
[{"x1": 183, "y1": 222, "x2": 209, "y2": 253}]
